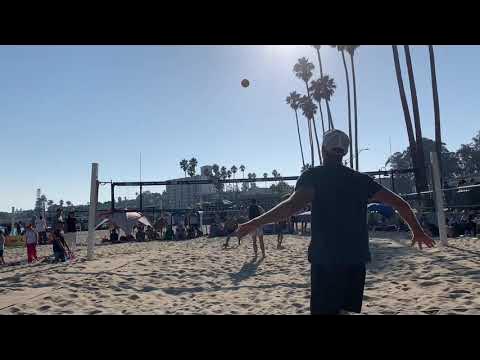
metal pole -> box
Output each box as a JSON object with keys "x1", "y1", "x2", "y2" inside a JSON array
[
  {"x1": 430, "y1": 152, "x2": 447, "y2": 246},
  {"x1": 87, "y1": 163, "x2": 99, "y2": 260},
  {"x1": 140, "y1": 184, "x2": 143, "y2": 211},
  {"x1": 390, "y1": 170, "x2": 396, "y2": 193},
  {"x1": 11, "y1": 206, "x2": 15, "y2": 236},
  {"x1": 111, "y1": 182, "x2": 115, "y2": 213}
]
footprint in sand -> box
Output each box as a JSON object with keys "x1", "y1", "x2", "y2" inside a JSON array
[
  {"x1": 38, "y1": 305, "x2": 51, "y2": 312},
  {"x1": 141, "y1": 286, "x2": 157, "y2": 292},
  {"x1": 419, "y1": 280, "x2": 441, "y2": 287}
]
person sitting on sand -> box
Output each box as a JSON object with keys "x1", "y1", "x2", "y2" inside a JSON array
[
  {"x1": 223, "y1": 215, "x2": 240, "y2": 249},
  {"x1": 110, "y1": 227, "x2": 119, "y2": 243},
  {"x1": 52, "y1": 229, "x2": 70, "y2": 263},
  {"x1": 136, "y1": 225, "x2": 146, "y2": 242},
  {"x1": 237, "y1": 129, "x2": 434, "y2": 315},
  {"x1": 0, "y1": 229, "x2": 6, "y2": 265},
  {"x1": 146, "y1": 226, "x2": 157, "y2": 241}
]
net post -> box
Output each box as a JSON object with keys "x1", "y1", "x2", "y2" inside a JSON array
[
  {"x1": 87, "y1": 163, "x2": 99, "y2": 260},
  {"x1": 430, "y1": 152, "x2": 448, "y2": 246}
]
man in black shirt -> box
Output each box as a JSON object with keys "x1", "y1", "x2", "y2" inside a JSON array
[
  {"x1": 237, "y1": 129, "x2": 434, "y2": 315},
  {"x1": 248, "y1": 199, "x2": 265, "y2": 258},
  {"x1": 65, "y1": 212, "x2": 77, "y2": 254}
]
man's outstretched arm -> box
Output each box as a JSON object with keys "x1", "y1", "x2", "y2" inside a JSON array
[
  {"x1": 371, "y1": 188, "x2": 435, "y2": 249},
  {"x1": 236, "y1": 188, "x2": 314, "y2": 240}
]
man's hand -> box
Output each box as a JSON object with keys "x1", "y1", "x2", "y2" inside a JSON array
[
  {"x1": 236, "y1": 221, "x2": 257, "y2": 241},
  {"x1": 411, "y1": 231, "x2": 435, "y2": 250}
]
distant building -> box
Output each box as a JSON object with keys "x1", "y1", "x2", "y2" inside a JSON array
[{"x1": 165, "y1": 165, "x2": 216, "y2": 209}]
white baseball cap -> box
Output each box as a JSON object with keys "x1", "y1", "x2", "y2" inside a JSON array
[{"x1": 323, "y1": 129, "x2": 350, "y2": 155}]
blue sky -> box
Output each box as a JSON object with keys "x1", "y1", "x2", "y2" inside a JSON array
[{"x1": 1, "y1": 45, "x2": 479, "y2": 212}]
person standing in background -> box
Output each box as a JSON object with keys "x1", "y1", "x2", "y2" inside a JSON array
[
  {"x1": 0, "y1": 229, "x2": 6, "y2": 265},
  {"x1": 35, "y1": 215, "x2": 47, "y2": 244},
  {"x1": 65, "y1": 212, "x2": 77, "y2": 254},
  {"x1": 55, "y1": 207, "x2": 64, "y2": 232},
  {"x1": 25, "y1": 224, "x2": 39, "y2": 264}
]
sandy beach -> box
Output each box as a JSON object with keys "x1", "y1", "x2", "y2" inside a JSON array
[{"x1": 1, "y1": 231, "x2": 480, "y2": 315}]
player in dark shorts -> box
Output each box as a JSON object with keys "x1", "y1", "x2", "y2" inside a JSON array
[
  {"x1": 237, "y1": 129, "x2": 434, "y2": 315},
  {"x1": 276, "y1": 219, "x2": 288, "y2": 249},
  {"x1": 248, "y1": 199, "x2": 265, "y2": 258}
]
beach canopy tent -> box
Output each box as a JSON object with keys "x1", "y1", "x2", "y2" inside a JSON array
[
  {"x1": 368, "y1": 203, "x2": 395, "y2": 218},
  {"x1": 96, "y1": 211, "x2": 152, "y2": 236}
]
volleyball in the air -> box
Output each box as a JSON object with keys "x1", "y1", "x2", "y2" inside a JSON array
[{"x1": 241, "y1": 79, "x2": 250, "y2": 88}]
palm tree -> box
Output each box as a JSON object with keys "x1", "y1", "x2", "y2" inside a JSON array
[
  {"x1": 66, "y1": 201, "x2": 72, "y2": 208},
  {"x1": 392, "y1": 46, "x2": 421, "y2": 192},
  {"x1": 220, "y1": 166, "x2": 227, "y2": 183},
  {"x1": 404, "y1": 45, "x2": 428, "y2": 191},
  {"x1": 429, "y1": 45, "x2": 443, "y2": 180},
  {"x1": 227, "y1": 170, "x2": 232, "y2": 191},
  {"x1": 240, "y1": 165, "x2": 246, "y2": 179},
  {"x1": 299, "y1": 95, "x2": 319, "y2": 166},
  {"x1": 310, "y1": 46, "x2": 327, "y2": 134},
  {"x1": 345, "y1": 45, "x2": 360, "y2": 170},
  {"x1": 231, "y1": 165, "x2": 238, "y2": 191},
  {"x1": 286, "y1": 91, "x2": 306, "y2": 167},
  {"x1": 251, "y1": 172, "x2": 257, "y2": 189},
  {"x1": 188, "y1": 157, "x2": 198, "y2": 177},
  {"x1": 332, "y1": 45, "x2": 354, "y2": 168},
  {"x1": 212, "y1": 164, "x2": 220, "y2": 177},
  {"x1": 179, "y1": 159, "x2": 188, "y2": 177},
  {"x1": 310, "y1": 76, "x2": 336, "y2": 130},
  {"x1": 263, "y1": 172, "x2": 268, "y2": 187},
  {"x1": 293, "y1": 57, "x2": 321, "y2": 164},
  {"x1": 59, "y1": 200, "x2": 64, "y2": 207}
]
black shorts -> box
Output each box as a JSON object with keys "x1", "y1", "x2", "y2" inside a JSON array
[{"x1": 310, "y1": 263, "x2": 366, "y2": 315}]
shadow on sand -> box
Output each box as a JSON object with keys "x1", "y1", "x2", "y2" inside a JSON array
[{"x1": 229, "y1": 257, "x2": 264, "y2": 286}]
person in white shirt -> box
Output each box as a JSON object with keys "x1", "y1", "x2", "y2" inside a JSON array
[
  {"x1": 25, "y1": 224, "x2": 39, "y2": 263},
  {"x1": 35, "y1": 216, "x2": 47, "y2": 244}
]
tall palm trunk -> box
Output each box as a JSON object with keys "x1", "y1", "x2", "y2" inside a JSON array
[
  {"x1": 306, "y1": 117, "x2": 314, "y2": 166},
  {"x1": 315, "y1": 48, "x2": 327, "y2": 134},
  {"x1": 294, "y1": 109, "x2": 306, "y2": 167},
  {"x1": 325, "y1": 99, "x2": 334, "y2": 130},
  {"x1": 349, "y1": 52, "x2": 359, "y2": 171},
  {"x1": 404, "y1": 45, "x2": 428, "y2": 192},
  {"x1": 316, "y1": 100, "x2": 326, "y2": 134},
  {"x1": 392, "y1": 46, "x2": 421, "y2": 192},
  {"x1": 341, "y1": 49, "x2": 354, "y2": 168},
  {"x1": 305, "y1": 82, "x2": 322, "y2": 165},
  {"x1": 429, "y1": 45, "x2": 443, "y2": 180}
]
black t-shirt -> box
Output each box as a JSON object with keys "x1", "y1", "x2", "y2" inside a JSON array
[
  {"x1": 295, "y1": 164, "x2": 383, "y2": 265},
  {"x1": 66, "y1": 217, "x2": 77, "y2": 233},
  {"x1": 248, "y1": 205, "x2": 263, "y2": 220},
  {"x1": 52, "y1": 236, "x2": 66, "y2": 253}
]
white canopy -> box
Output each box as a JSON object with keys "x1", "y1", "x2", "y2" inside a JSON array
[{"x1": 96, "y1": 211, "x2": 152, "y2": 236}]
